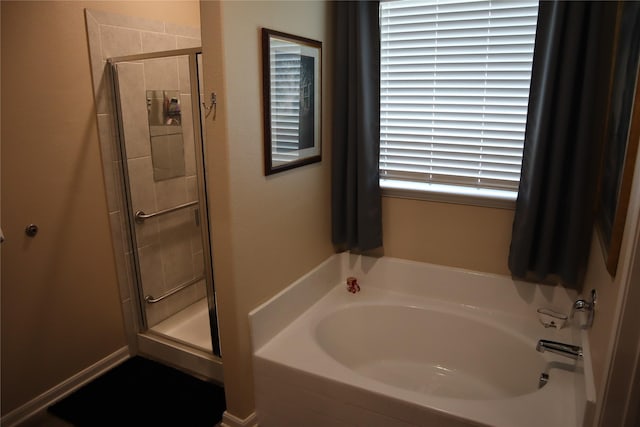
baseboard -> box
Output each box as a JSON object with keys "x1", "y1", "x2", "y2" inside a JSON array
[
  {"x1": 220, "y1": 410, "x2": 258, "y2": 427},
  {"x1": 0, "y1": 347, "x2": 130, "y2": 427}
]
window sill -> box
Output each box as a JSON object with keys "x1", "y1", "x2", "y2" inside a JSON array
[{"x1": 380, "y1": 179, "x2": 517, "y2": 210}]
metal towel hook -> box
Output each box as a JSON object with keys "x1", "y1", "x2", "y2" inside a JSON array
[{"x1": 202, "y1": 92, "x2": 217, "y2": 120}]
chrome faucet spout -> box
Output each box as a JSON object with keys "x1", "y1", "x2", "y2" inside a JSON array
[{"x1": 536, "y1": 339, "x2": 583, "y2": 360}]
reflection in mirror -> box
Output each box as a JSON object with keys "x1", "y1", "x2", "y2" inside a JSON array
[
  {"x1": 146, "y1": 90, "x2": 186, "y2": 181},
  {"x1": 270, "y1": 40, "x2": 309, "y2": 160},
  {"x1": 270, "y1": 40, "x2": 317, "y2": 162},
  {"x1": 147, "y1": 89, "x2": 182, "y2": 126}
]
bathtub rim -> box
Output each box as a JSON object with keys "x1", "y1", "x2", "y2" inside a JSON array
[
  {"x1": 249, "y1": 253, "x2": 594, "y2": 426},
  {"x1": 249, "y1": 252, "x2": 580, "y2": 353},
  {"x1": 252, "y1": 281, "x2": 584, "y2": 427}
]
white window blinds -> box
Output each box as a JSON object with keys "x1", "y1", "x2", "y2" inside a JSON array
[
  {"x1": 271, "y1": 40, "x2": 303, "y2": 163},
  {"x1": 379, "y1": 0, "x2": 539, "y2": 193}
]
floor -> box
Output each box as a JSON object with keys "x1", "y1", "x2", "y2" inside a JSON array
[
  {"x1": 17, "y1": 410, "x2": 74, "y2": 427},
  {"x1": 16, "y1": 356, "x2": 226, "y2": 427},
  {"x1": 18, "y1": 411, "x2": 224, "y2": 427}
]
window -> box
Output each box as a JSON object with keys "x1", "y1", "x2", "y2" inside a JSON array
[{"x1": 379, "y1": 0, "x2": 539, "y2": 207}]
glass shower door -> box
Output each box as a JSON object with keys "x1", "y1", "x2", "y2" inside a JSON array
[{"x1": 110, "y1": 48, "x2": 220, "y2": 357}]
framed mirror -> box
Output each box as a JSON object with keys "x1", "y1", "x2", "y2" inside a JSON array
[
  {"x1": 262, "y1": 28, "x2": 322, "y2": 175},
  {"x1": 596, "y1": 1, "x2": 640, "y2": 276}
]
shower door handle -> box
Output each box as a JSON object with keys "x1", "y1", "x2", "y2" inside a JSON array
[{"x1": 135, "y1": 201, "x2": 199, "y2": 223}]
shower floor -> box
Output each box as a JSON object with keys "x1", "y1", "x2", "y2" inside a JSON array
[{"x1": 151, "y1": 298, "x2": 213, "y2": 353}]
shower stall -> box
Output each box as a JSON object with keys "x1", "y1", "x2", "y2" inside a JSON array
[{"x1": 107, "y1": 47, "x2": 222, "y2": 378}]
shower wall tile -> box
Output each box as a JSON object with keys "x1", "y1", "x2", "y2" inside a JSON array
[
  {"x1": 108, "y1": 211, "x2": 133, "y2": 303},
  {"x1": 127, "y1": 157, "x2": 157, "y2": 213},
  {"x1": 100, "y1": 25, "x2": 143, "y2": 59},
  {"x1": 149, "y1": 296, "x2": 174, "y2": 328},
  {"x1": 155, "y1": 177, "x2": 188, "y2": 211},
  {"x1": 179, "y1": 284, "x2": 199, "y2": 309},
  {"x1": 168, "y1": 134, "x2": 187, "y2": 175},
  {"x1": 121, "y1": 252, "x2": 134, "y2": 303},
  {"x1": 158, "y1": 209, "x2": 198, "y2": 250},
  {"x1": 144, "y1": 58, "x2": 179, "y2": 91},
  {"x1": 134, "y1": 217, "x2": 160, "y2": 249},
  {"x1": 146, "y1": 281, "x2": 201, "y2": 328},
  {"x1": 149, "y1": 125, "x2": 171, "y2": 137},
  {"x1": 97, "y1": 114, "x2": 118, "y2": 164},
  {"x1": 101, "y1": 159, "x2": 118, "y2": 212},
  {"x1": 110, "y1": 212, "x2": 131, "y2": 302},
  {"x1": 186, "y1": 176, "x2": 198, "y2": 201},
  {"x1": 158, "y1": 210, "x2": 198, "y2": 284},
  {"x1": 165, "y1": 22, "x2": 201, "y2": 39},
  {"x1": 162, "y1": 238, "x2": 194, "y2": 287},
  {"x1": 193, "y1": 250, "x2": 205, "y2": 277},
  {"x1": 138, "y1": 244, "x2": 166, "y2": 295},
  {"x1": 111, "y1": 161, "x2": 127, "y2": 214},
  {"x1": 141, "y1": 32, "x2": 177, "y2": 53},
  {"x1": 96, "y1": 114, "x2": 120, "y2": 212},
  {"x1": 86, "y1": 8, "x2": 203, "y2": 332},
  {"x1": 117, "y1": 210, "x2": 133, "y2": 257},
  {"x1": 120, "y1": 298, "x2": 140, "y2": 352},
  {"x1": 117, "y1": 63, "x2": 151, "y2": 159},
  {"x1": 86, "y1": 12, "x2": 113, "y2": 116},
  {"x1": 146, "y1": 303, "x2": 165, "y2": 328},
  {"x1": 177, "y1": 36, "x2": 201, "y2": 49},
  {"x1": 178, "y1": 56, "x2": 191, "y2": 95},
  {"x1": 85, "y1": 11, "x2": 102, "y2": 67},
  {"x1": 180, "y1": 95, "x2": 197, "y2": 177},
  {"x1": 93, "y1": 62, "x2": 115, "y2": 116},
  {"x1": 191, "y1": 230, "x2": 205, "y2": 264},
  {"x1": 150, "y1": 134, "x2": 174, "y2": 176},
  {"x1": 87, "y1": 9, "x2": 164, "y2": 33},
  {"x1": 195, "y1": 281, "x2": 206, "y2": 301},
  {"x1": 167, "y1": 282, "x2": 200, "y2": 319},
  {"x1": 146, "y1": 280, "x2": 206, "y2": 329},
  {"x1": 197, "y1": 58, "x2": 206, "y2": 144}
]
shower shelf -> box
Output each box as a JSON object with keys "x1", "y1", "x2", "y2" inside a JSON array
[{"x1": 144, "y1": 275, "x2": 205, "y2": 304}]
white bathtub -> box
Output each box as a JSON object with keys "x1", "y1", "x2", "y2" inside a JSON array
[{"x1": 250, "y1": 254, "x2": 596, "y2": 427}]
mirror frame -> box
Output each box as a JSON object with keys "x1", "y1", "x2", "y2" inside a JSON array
[
  {"x1": 262, "y1": 28, "x2": 322, "y2": 176},
  {"x1": 596, "y1": 0, "x2": 640, "y2": 276}
]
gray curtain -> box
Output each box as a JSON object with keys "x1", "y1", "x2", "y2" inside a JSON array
[
  {"x1": 509, "y1": 1, "x2": 616, "y2": 287},
  {"x1": 331, "y1": 0, "x2": 382, "y2": 252}
]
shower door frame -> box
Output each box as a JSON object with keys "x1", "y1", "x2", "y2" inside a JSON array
[{"x1": 108, "y1": 47, "x2": 221, "y2": 358}]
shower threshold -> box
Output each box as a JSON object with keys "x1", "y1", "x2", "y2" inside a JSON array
[{"x1": 151, "y1": 298, "x2": 212, "y2": 353}]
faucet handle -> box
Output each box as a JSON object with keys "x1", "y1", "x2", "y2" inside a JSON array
[
  {"x1": 571, "y1": 289, "x2": 597, "y2": 328},
  {"x1": 570, "y1": 299, "x2": 589, "y2": 318}
]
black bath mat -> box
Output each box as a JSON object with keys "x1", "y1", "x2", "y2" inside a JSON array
[{"x1": 48, "y1": 356, "x2": 225, "y2": 427}]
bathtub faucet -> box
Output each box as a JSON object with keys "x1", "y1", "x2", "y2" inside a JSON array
[
  {"x1": 536, "y1": 339, "x2": 583, "y2": 360},
  {"x1": 570, "y1": 289, "x2": 597, "y2": 328}
]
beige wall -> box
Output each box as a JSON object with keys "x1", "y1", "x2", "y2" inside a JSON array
[
  {"x1": 3, "y1": 0, "x2": 634, "y2": 422},
  {"x1": 0, "y1": 0, "x2": 200, "y2": 416},
  {"x1": 584, "y1": 144, "x2": 640, "y2": 425},
  {"x1": 200, "y1": 1, "x2": 514, "y2": 419},
  {"x1": 383, "y1": 197, "x2": 515, "y2": 275},
  {"x1": 583, "y1": 235, "x2": 617, "y2": 397},
  {"x1": 200, "y1": 1, "x2": 334, "y2": 419}
]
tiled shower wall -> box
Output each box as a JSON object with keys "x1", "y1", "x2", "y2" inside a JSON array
[
  {"x1": 85, "y1": 9, "x2": 204, "y2": 346},
  {"x1": 116, "y1": 58, "x2": 206, "y2": 327}
]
